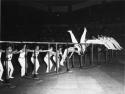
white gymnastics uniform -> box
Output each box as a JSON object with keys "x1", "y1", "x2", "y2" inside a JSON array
[
  {"x1": 52, "y1": 49, "x2": 62, "y2": 71},
  {"x1": 31, "y1": 50, "x2": 40, "y2": 74},
  {"x1": 68, "y1": 28, "x2": 87, "y2": 55},
  {"x1": 0, "y1": 52, "x2": 4, "y2": 81},
  {"x1": 60, "y1": 47, "x2": 75, "y2": 66},
  {"x1": 44, "y1": 50, "x2": 55, "y2": 73},
  {"x1": 7, "y1": 52, "x2": 14, "y2": 78},
  {"x1": 18, "y1": 50, "x2": 26, "y2": 77}
]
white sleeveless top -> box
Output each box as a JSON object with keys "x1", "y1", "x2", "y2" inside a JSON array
[
  {"x1": 45, "y1": 50, "x2": 55, "y2": 59},
  {"x1": 19, "y1": 50, "x2": 25, "y2": 58},
  {"x1": 7, "y1": 53, "x2": 13, "y2": 61},
  {"x1": 32, "y1": 50, "x2": 39, "y2": 58}
]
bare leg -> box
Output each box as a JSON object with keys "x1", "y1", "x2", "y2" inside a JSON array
[
  {"x1": 49, "y1": 60, "x2": 53, "y2": 72},
  {"x1": 44, "y1": 57, "x2": 49, "y2": 73},
  {"x1": 60, "y1": 47, "x2": 75, "y2": 66},
  {"x1": 61, "y1": 50, "x2": 67, "y2": 66},
  {"x1": 100, "y1": 38, "x2": 111, "y2": 50},
  {"x1": 106, "y1": 39, "x2": 116, "y2": 50},
  {"x1": 111, "y1": 38, "x2": 123, "y2": 50},
  {"x1": 44, "y1": 54, "x2": 53, "y2": 73},
  {"x1": 53, "y1": 56, "x2": 60, "y2": 71},
  {"x1": 80, "y1": 27, "x2": 87, "y2": 54},
  {"x1": 0, "y1": 62, "x2": 4, "y2": 81},
  {"x1": 8, "y1": 61, "x2": 14, "y2": 78},
  {"x1": 31, "y1": 58, "x2": 40, "y2": 74},
  {"x1": 35, "y1": 59, "x2": 40, "y2": 74},
  {"x1": 67, "y1": 30, "x2": 82, "y2": 54},
  {"x1": 19, "y1": 58, "x2": 25, "y2": 77},
  {"x1": 80, "y1": 27, "x2": 87, "y2": 43},
  {"x1": 67, "y1": 30, "x2": 78, "y2": 43},
  {"x1": 60, "y1": 49, "x2": 68, "y2": 66}
]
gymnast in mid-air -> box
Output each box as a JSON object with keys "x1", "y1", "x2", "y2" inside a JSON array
[{"x1": 60, "y1": 27, "x2": 123, "y2": 66}]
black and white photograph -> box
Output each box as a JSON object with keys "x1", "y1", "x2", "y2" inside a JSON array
[{"x1": 0, "y1": 0, "x2": 125, "y2": 94}]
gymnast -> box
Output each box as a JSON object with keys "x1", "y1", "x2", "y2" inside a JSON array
[
  {"x1": 0, "y1": 49, "x2": 5, "y2": 81},
  {"x1": 44, "y1": 46, "x2": 56, "y2": 73},
  {"x1": 31, "y1": 45, "x2": 50, "y2": 75},
  {"x1": 52, "y1": 46, "x2": 63, "y2": 71},
  {"x1": 6, "y1": 46, "x2": 17, "y2": 79},
  {"x1": 60, "y1": 27, "x2": 123, "y2": 66},
  {"x1": 17, "y1": 44, "x2": 30, "y2": 77}
]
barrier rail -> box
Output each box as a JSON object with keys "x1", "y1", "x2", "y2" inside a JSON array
[{"x1": 0, "y1": 40, "x2": 114, "y2": 88}]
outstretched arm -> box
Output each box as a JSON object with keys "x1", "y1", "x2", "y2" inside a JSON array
[
  {"x1": 12, "y1": 50, "x2": 19, "y2": 54},
  {"x1": 0, "y1": 49, "x2": 5, "y2": 53},
  {"x1": 27, "y1": 49, "x2": 34, "y2": 52},
  {"x1": 40, "y1": 49, "x2": 52, "y2": 52}
]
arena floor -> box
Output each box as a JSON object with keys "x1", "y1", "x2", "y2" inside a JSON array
[{"x1": 0, "y1": 52, "x2": 125, "y2": 94}]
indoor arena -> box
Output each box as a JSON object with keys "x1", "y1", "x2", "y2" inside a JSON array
[{"x1": 0, "y1": 0, "x2": 125, "y2": 94}]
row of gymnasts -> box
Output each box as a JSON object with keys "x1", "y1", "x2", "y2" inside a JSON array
[
  {"x1": 0, "y1": 45, "x2": 65, "y2": 82},
  {"x1": 0, "y1": 27, "x2": 123, "y2": 82}
]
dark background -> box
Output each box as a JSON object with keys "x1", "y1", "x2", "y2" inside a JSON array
[
  {"x1": 0, "y1": 0, "x2": 125, "y2": 86},
  {"x1": 1, "y1": 0, "x2": 125, "y2": 47}
]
